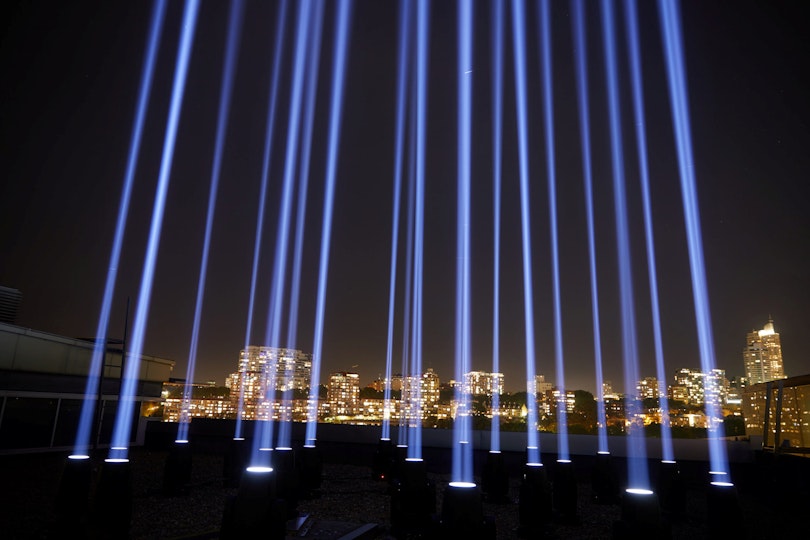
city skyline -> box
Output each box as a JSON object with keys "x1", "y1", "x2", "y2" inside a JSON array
[{"x1": 1, "y1": 1, "x2": 808, "y2": 396}]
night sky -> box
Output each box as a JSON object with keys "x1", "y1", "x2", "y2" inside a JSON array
[{"x1": 1, "y1": 0, "x2": 808, "y2": 393}]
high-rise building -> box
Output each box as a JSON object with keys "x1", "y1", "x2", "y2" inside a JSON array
[
  {"x1": 328, "y1": 371, "x2": 360, "y2": 416},
  {"x1": 227, "y1": 346, "x2": 313, "y2": 421},
  {"x1": 464, "y1": 370, "x2": 504, "y2": 396},
  {"x1": 636, "y1": 377, "x2": 660, "y2": 400},
  {"x1": 672, "y1": 368, "x2": 705, "y2": 406},
  {"x1": 534, "y1": 374, "x2": 553, "y2": 395},
  {"x1": 743, "y1": 319, "x2": 786, "y2": 384},
  {"x1": 400, "y1": 368, "x2": 442, "y2": 424}
]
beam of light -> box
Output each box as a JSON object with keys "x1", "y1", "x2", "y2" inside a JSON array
[
  {"x1": 600, "y1": 0, "x2": 649, "y2": 490},
  {"x1": 570, "y1": 0, "x2": 608, "y2": 454},
  {"x1": 657, "y1": 0, "x2": 729, "y2": 477},
  {"x1": 176, "y1": 0, "x2": 245, "y2": 444},
  {"x1": 537, "y1": 0, "x2": 569, "y2": 461},
  {"x1": 382, "y1": 0, "x2": 414, "y2": 442},
  {"x1": 252, "y1": 0, "x2": 321, "y2": 463},
  {"x1": 406, "y1": 0, "x2": 429, "y2": 461},
  {"x1": 452, "y1": 0, "x2": 473, "y2": 484},
  {"x1": 108, "y1": 0, "x2": 200, "y2": 457},
  {"x1": 489, "y1": 0, "x2": 504, "y2": 455},
  {"x1": 234, "y1": 0, "x2": 290, "y2": 440},
  {"x1": 305, "y1": 0, "x2": 354, "y2": 444},
  {"x1": 510, "y1": 0, "x2": 540, "y2": 466},
  {"x1": 398, "y1": 111, "x2": 417, "y2": 445},
  {"x1": 623, "y1": 0, "x2": 674, "y2": 462},
  {"x1": 72, "y1": 0, "x2": 167, "y2": 456},
  {"x1": 277, "y1": 0, "x2": 325, "y2": 450}
]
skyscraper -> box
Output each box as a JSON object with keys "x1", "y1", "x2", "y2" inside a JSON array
[
  {"x1": 227, "y1": 346, "x2": 313, "y2": 421},
  {"x1": 743, "y1": 319, "x2": 786, "y2": 384},
  {"x1": 327, "y1": 371, "x2": 360, "y2": 416}
]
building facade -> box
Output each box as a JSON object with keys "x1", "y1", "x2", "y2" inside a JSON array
[
  {"x1": 226, "y1": 346, "x2": 313, "y2": 421},
  {"x1": 327, "y1": 371, "x2": 360, "y2": 416},
  {"x1": 744, "y1": 319, "x2": 786, "y2": 384},
  {"x1": 463, "y1": 370, "x2": 504, "y2": 396}
]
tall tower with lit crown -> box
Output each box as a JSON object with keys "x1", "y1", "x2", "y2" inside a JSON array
[{"x1": 743, "y1": 318, "x2": 786, "y2": 384}]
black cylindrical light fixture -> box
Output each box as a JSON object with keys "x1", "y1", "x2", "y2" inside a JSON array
[
  {"x1": 518, "y1": 463, "x2": 552, "y2": 535},
  {"x1": 481, "y1": 450, "x2": 509, "y2": 503},
  {"x1": 274, "y1": 446, "x2": 298, "y2": 516},
  {"x1": 707, "y1": 481, "x2": 744, "y2": 537},
  {"x1": 440, "y1": 482, "x2": 496, "y2": 539},
  {"x1": 223, "y1": 437, "x2": 248, "y2": 488},
  {"x1": 298, "y1": 443, "x2": 322, "y2": 494},
  {"x1": 94, "y1": 458, "x2": 133, "y2": 539},
  {"x1": 372, "y1": 438, "x2": 395, "y2": 481},
  {"x1": 220, "y1": 466, "x2": 285, "y2": 540},
  {"x1": 591, "y1": 451, "x2": 620, "y2": 504},
  {"x1": 553, "y1": 459, "x2": 578, "y2": 523},
  {"x1": 163, "y1": 439, "x2": 192, "y2": 495},
  {"x1": 52, "y1": 454, "x2": 93, "y2": 536},
  {"x1": 658, "y1": 460, "x2": 686, "y2": 517},
  {"x1": 612, "y1": 488, "x2": 666, "y2": 539},
  {"x1": 390, "y1": 458, "x2": 436, "y2": 536}
]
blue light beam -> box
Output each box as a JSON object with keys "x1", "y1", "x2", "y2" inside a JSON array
[
  {"x1": 624, "y1": 0, "x2": 674, "y2": 462},
  {"x1": 277, "y1": 0, "x2": 325, "y2": 450},
  {"x1": 657, "y1": 0, "x2": 729, "y2": 477},
  {"x1": 538, "y1": 0, "x2": 569, "y2": 461},
  {"x1": 600, "y1": 0, "x2": 649, "y2": 490},
  {"x1": 304, "y1": 0, "x2": 354, "y2": 445},
  {"x1": 452, "y1": 0, "x2": 473, "y2": 484},
  {"x1": 489, "y1": 0, "x2": 504, "y2": 455},
  {"x1": 234, "y1": 0, "x2": 289, "y2": 440},
  {"x1": 108, "y1": 0, "x2": 200, "y2": 458},
  {"x1": 176, "y1": 0, "x2": 245, "y2": 444},
  {"x1": 571, "y1": 0, "x2": 609, "y2": 454},
  {"x1": 510, "y1": 0, "x2": 541, "y2": 466},
  {"x1": 382, "y1": 0, "x2": 414, "y2": 442},
  {"x1": 72, "y1": 0, "x2": 167, "y2": 457},
  {"x1": 253, "y1": 0, "x2": 321, "y2": 460},
  {"x1": 406, "y1": 0, "x2": 430, "y2": 461}
]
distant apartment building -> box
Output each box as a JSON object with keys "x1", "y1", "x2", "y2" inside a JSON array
[
  {"x1": 744, "y1": 319, "x2": 786, "y2": 384},
  {"x1": 328, "y1": 372, "x2": 360, "y2": 416},
  {"x1": 671, "y1": 367, "x2": 728, "y2": 408},
  {"x1": 401, "y1": 368, "x2": 442, "y2": 423},
  {"x1": 636, "y1": 377, "x2": 660, "y2": 400},
  {"x1": 534, "y1": 374, "x2": 553, "y2": 395},
  {"x1": 368, "y1": 373, "x2": 404, "y2": 393},
  {"x1": 226, "y1": 347, "x2": 313, "y2": 421},
  {"x1": 464, "y1": 370, "x2": 504, "y2": 396},
  {"x1": 161, "y1": 380, "x2": 233, "y2": 422}
]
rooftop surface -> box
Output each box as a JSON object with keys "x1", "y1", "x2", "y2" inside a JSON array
[{"x1": 1, "y1": 443, "x2": 806, "y2": 539}]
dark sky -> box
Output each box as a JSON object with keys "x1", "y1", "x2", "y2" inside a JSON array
[{"x1": 1, "y1": 0, "x2": 808, "y2": 394}]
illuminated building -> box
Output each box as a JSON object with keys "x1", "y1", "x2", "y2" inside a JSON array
[
  {"x1": 636, "y1": 377, "x2": 659, "y2": 399},
  {"x1": 463, "y1": 370, "x2": 504, "y2": 396},
  {"x1": 551, "y1": 388, "x2": 576, "y2": 414},
  {"x1": 672, "y1": 368, "x2": 705, "y2": 406},
  {"x1": 744, "y1": 319, "x2": 786, "y2": 384},
  {"x1": 328, "y1": 371, "x2": 360, "y2": 416},
  {"x1": 534, "y1": 374, "x2": 553, "y2": 394},
  {"x1": 227, "y1": 346, "x2": 313, "y2": 421},
  {"x1": 401, "y1": 368, "x2": 441, "y2": 423},
  {"x1": 161, "y1": 380, "x2": 233, "y2": 422}
]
